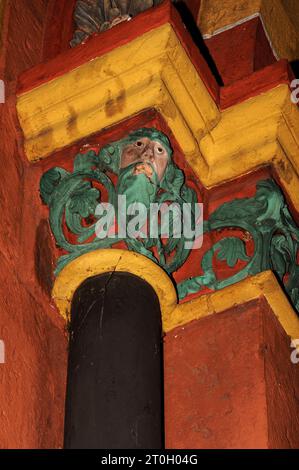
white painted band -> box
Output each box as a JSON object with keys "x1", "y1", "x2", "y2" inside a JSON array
[{"x1": 201, "y1": 13, "x2": 279, "y2": 60}]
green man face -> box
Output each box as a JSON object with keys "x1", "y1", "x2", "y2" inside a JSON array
[
  {"x1": 112, "y1": 129, "x2": 172, "y2": 207},
  {"x1": 39, "y1": 126, "x2": 198, "y2": 276},
  {"x1": 120, "y1": 136, "x2": 170, "y2": 181}
]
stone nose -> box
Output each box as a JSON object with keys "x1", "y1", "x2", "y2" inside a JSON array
[{"x1": 141, "y1": 145, "x2": 154, "y2": 161}]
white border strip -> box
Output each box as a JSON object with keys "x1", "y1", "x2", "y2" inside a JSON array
[
  {"x1": 259, "y1": 14, "x2": 280, "y2": 60},
  {"x1": 202, "y1": 13, "x2": 260, "y2": 39},
  {"x1": 202, "y1": 13, "x2": 279, "y2": 60}
]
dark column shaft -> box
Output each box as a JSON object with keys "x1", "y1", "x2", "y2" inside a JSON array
[{"x1": 64, "y1": 272, "x2": 163, "y2": 449}]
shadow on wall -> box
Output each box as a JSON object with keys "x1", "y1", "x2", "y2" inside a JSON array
[
  {"x1": 34, "y1": 219, "x2": 56, "y2": 298},
  {"x1": 175, "y1": 1, "x2": 224, "y2": 86},
  {"x1": 291, "y1": 60, "x2": 299, "y2": 78}
]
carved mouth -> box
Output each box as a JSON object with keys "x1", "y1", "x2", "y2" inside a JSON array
[{"x1": 135, "y1": 159, "x2": 157, "y2": 173}]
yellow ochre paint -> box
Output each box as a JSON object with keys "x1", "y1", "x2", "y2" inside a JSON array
[
  {"x1": 16, "y1": 21, "x2": 299, "y2": 339},
  {"x1": 53, "y1": 249, "x2": 299, "y2": 341}
]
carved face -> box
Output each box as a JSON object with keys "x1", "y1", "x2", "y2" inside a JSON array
[{"x1": 120, "y1": 137, "x2": 169, "y2": 181}]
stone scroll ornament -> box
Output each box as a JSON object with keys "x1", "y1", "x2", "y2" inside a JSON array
[
  {"x1": 40, "y1": 128, "x2": 198, "y2": 276},
  {"x1": 178, "y1": 179, "x2": 299, "y2": 314},
  {"x1": 70, "y1": 0, "x2": 165, "y2": 47},
  {"x1": 40, "y1": 129, "x2": 299, "y2": 315}
]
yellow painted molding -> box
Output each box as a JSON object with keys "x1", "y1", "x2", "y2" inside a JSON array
[
  {"x1": 198, "y1": 0, "x2": 299, "y2": 61},
  {"x1": 261, "y1": 0, "x2": 299, "y2": 62},
  {"x1": 282, "y1": 0, "x2": 299, "y2": 32},
  {"x1": 198, "y1": 0, "x2": 262, "y2": 37},
  {"x1": 169, "y1": 271, "x2": 299, "y2": 342},
  {"x1": 200, "y1": 85, "x2": 299, "y2": 208},
  {"x1": 16, "y1": 23, "x2": 219, "y2": 164},
  {"x1": 53, "y1": 251, "x2": 299, "y2": 342},
  {"x1": 16, "y1": 22, "x2": 299, "y2": 210},
  {"x1": 52, "y1": 249, "x2": 178, "y2": 330}
]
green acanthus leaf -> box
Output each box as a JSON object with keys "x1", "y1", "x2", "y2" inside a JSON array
[
  {"x1": 69, "y1": 182, "x2": 100, "y2": 218},
  {"x1": 216, "y1": 237, "x2": 250, "y2": 268}
]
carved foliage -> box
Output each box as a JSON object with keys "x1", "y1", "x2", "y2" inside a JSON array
[
  {"x1": 178, "y1": 179, "x2": 299, "y2": 315},
  {"x1": 40, "y1": 128, "x2": 197, "y2": 275},
  {"x1": 40, "y1": 127, "x2": 299, "y2": 316}
]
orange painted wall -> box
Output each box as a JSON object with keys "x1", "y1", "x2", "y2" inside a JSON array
[
  {"x1": 0, "y1": 0, "x2": 67, "y2": 448},
  {"x1": 164, "y1": 299, "x2": 299, "y2": 449},
  {"x1": 204, "y1": 17, "x2": 276, "y2": 85},
  {"x1": 0, "y1": 0, "x2": 298, "y2": 450},
  {"x1": 263, "y1": 301, "x2": 299, "y2": 448}
]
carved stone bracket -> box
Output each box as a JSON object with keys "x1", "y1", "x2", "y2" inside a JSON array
[
  {"x1": 40, "y1": 128, "x2": 198, "y2": 275},
  {"x1": 40, "y1": 129, "x2": 299, "y2": 316}
]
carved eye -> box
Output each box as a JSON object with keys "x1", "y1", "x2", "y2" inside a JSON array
[
  {"x1": 155, "y1": 144, "x2": 165, "y2": 155},
  {"x1": 135, "y1": 141, "x2": 144, "y2": 147}
]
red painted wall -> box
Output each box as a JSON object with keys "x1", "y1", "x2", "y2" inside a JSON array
[
  {"x1": 204, "y1": 17, "x2": 276, "y2": 86},
  {"x1": 164, "y1": 298, "x2": 299, "y2": 449},
  {"x1": 0, "y1": 0, "x2": 298, "y2": 450},
  {"x1": 0, "y1": 0, "x2": 67, "y2": 448},
  {"x1": 263, "y1": 301, "x2": 299, "y2": 448}
]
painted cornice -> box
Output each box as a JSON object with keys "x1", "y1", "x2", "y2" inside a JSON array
[
  {"x1": 16, "y1": 21, "x2": 219, "y2": 166},
  {"x1": 198, "y1": 0, "x2": 299, "y2": 62},
  {"x1": 16, "y1": 17, "x2": 299, "y2": 212},
  {"x1": 201, "y1": 84, "x2": 299, "y2": 207}
]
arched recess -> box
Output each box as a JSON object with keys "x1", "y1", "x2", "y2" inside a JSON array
[
  {"x1": 53, "y1": 249, "x2": 177, "y2": 449},
  {"x1": 52, "y1": 249, "x2": 177, "y2": 331},
  {"x1": 64, "y1": 271, "x2": 164, "y2": 449}
]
